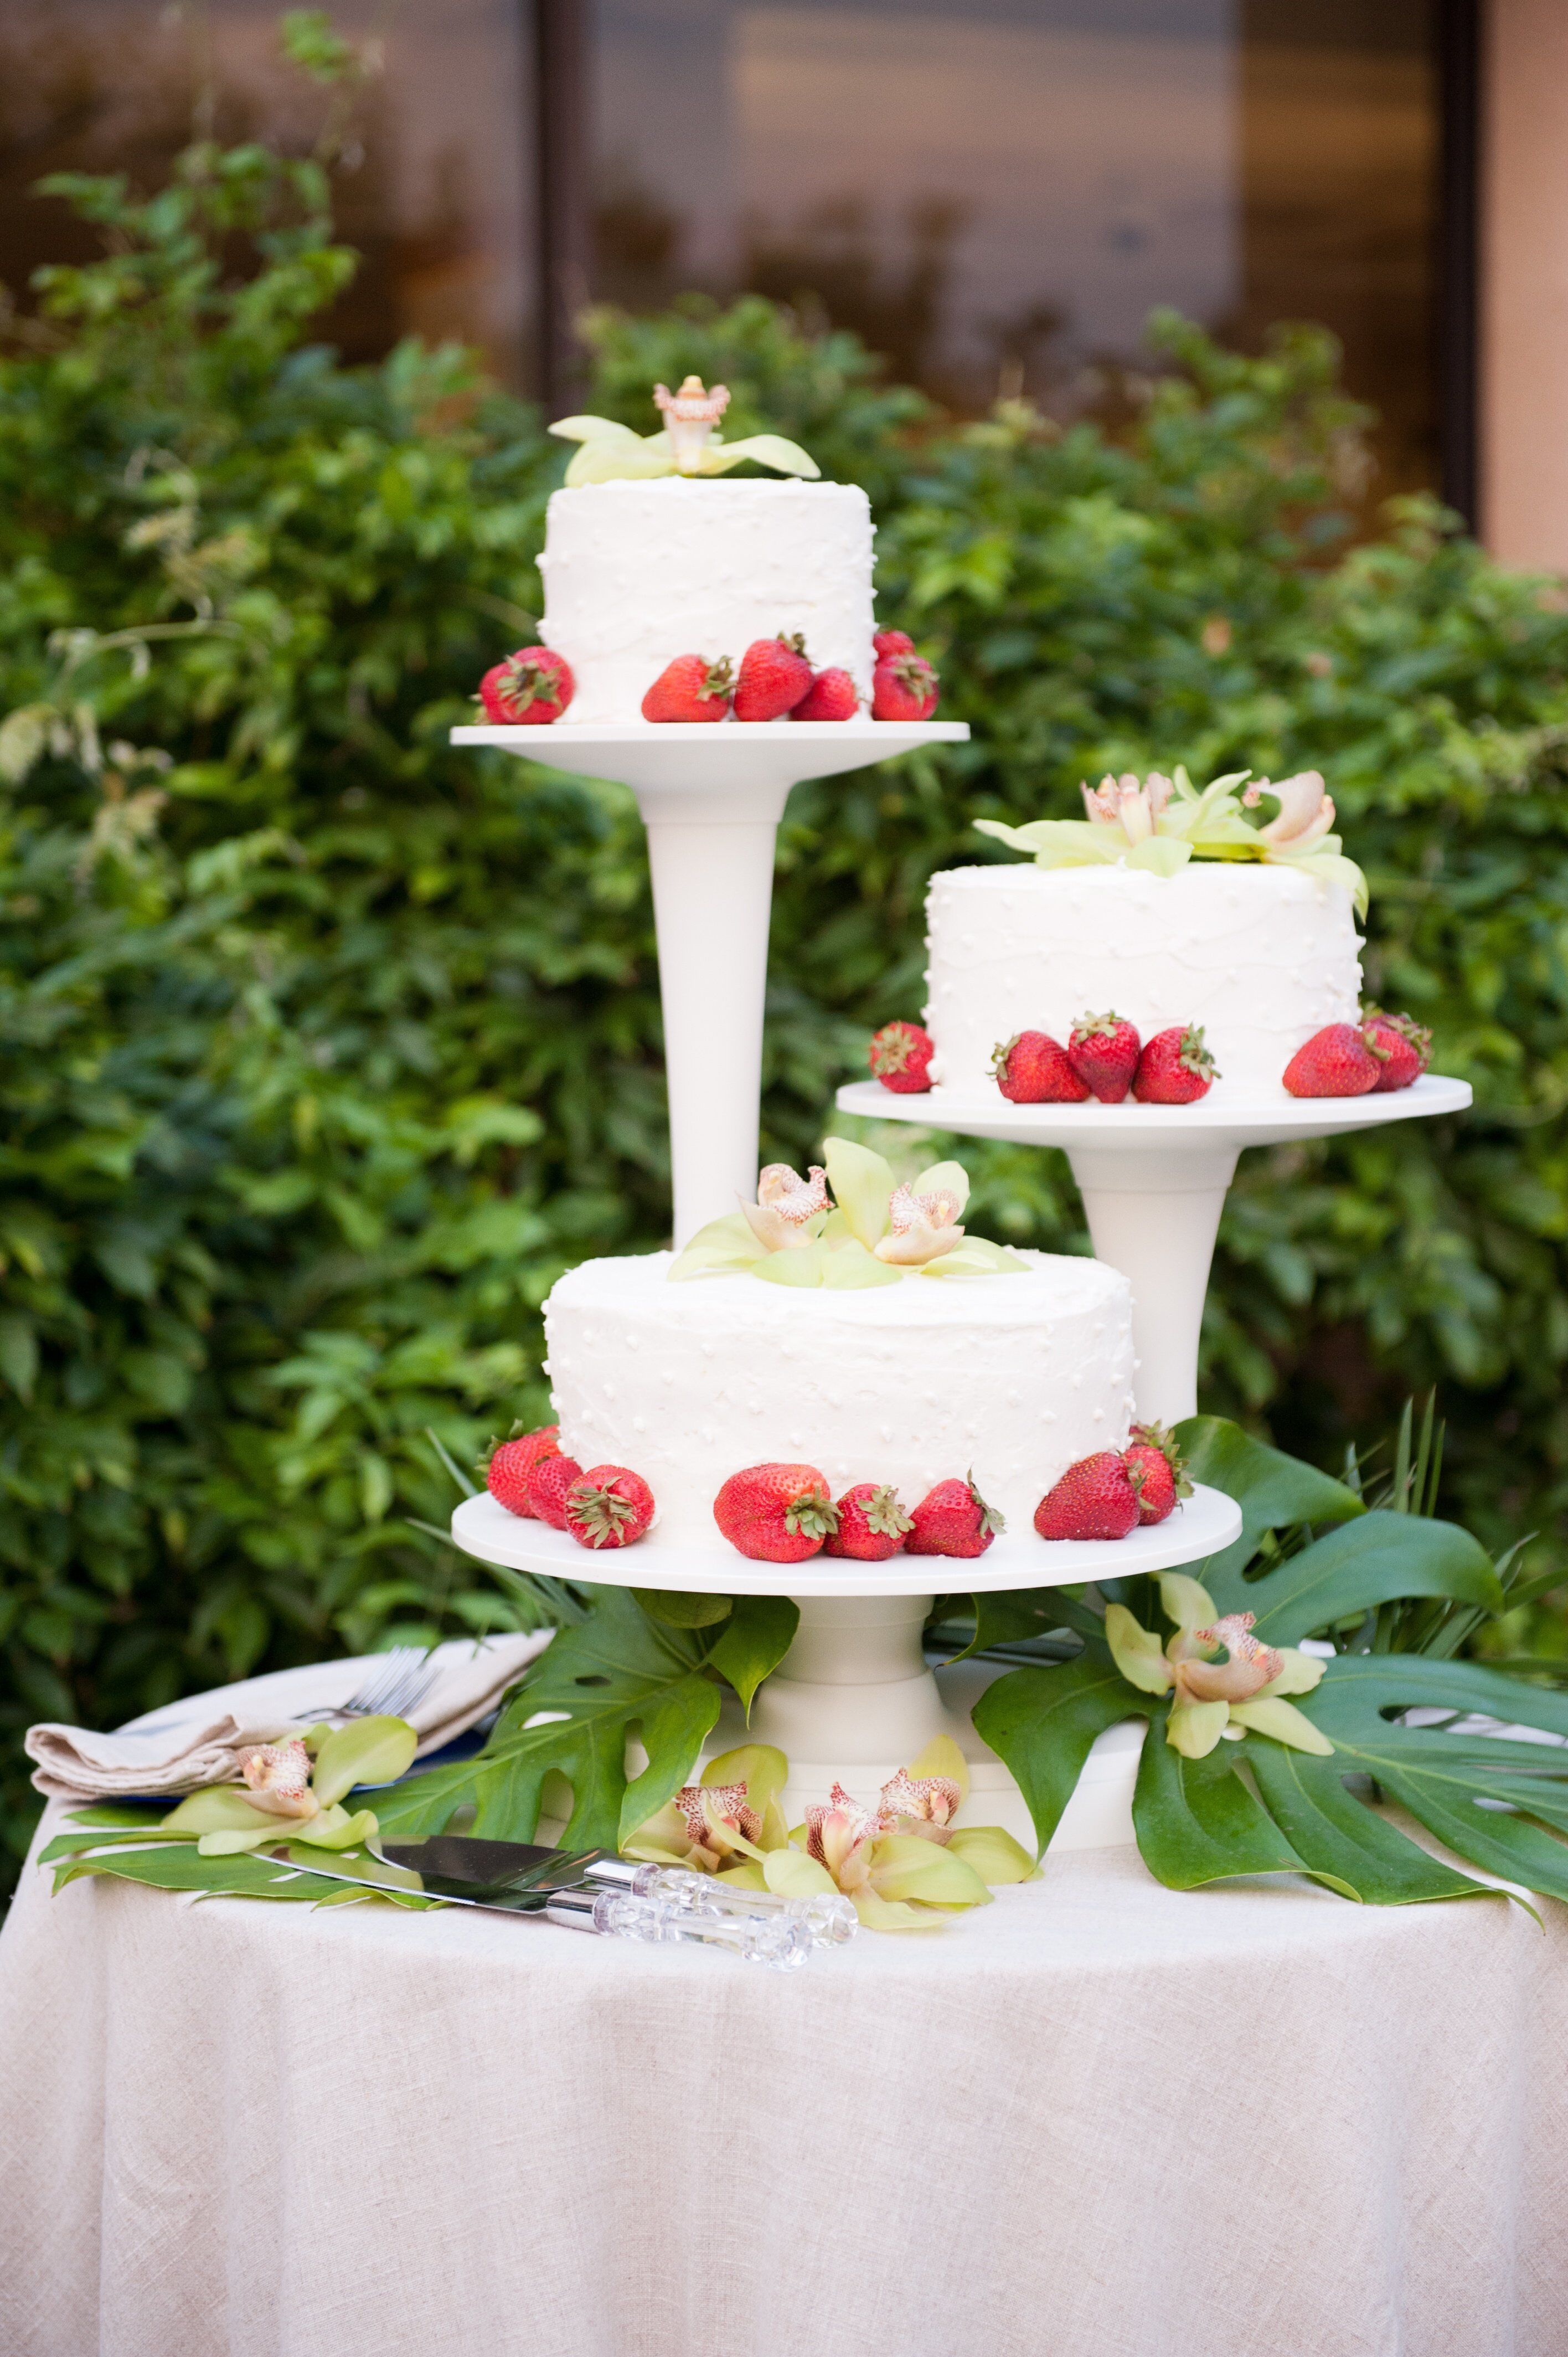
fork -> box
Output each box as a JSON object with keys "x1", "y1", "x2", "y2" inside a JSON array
[{"x1": 299, "y1": 1647, "x2": 440, "y2": 1726}]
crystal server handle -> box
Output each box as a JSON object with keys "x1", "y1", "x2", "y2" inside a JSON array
[
  {"x1": 546, "y1": 1887, "x2": 812, "y2": 1968},
  {"x1": 585, "y1": 1858, "x2": 857, "y2": 1947}
]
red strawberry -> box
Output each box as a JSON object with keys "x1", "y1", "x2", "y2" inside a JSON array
[
  {"x1": 1034, "y1": 1452, "x2": 1141, "y2": 1541},
  {"x1": 824, "y1": 1481, "x2": 914, "y2": 1561},
  {"x1": 478, "y1": 647, "x2": 574, "y2": 725},
  {"x1": 713, "y1": 1463, "x2": 839, "y2": 1562},
  {"x1": 1067, "y1": 1011, "x2": 1142, "y2": 1103},
  {"x1": 991, "y1": 1030, "x2": 1089, "y2": 1104},
  {"x1": 869, "y1": 1020, "x2": 935, "y2": 1093},
  {"x1": 1133, "y1": 1024, "x2": 1218, "y2": 1105},
  {"x1": 734, "y1": 634, "x2": 814, "y2": 721},
  {"x1": 564, "y1": 1464, "x2": 656, "y2": 1550},
  {"x1": 1121, "y1": 1423, "x2": 1192, "y2": 1526},
  {"x1": 791, "y1": 667, "x2": 860, "y2": 722},
  {"x1": 873, "y1": 627, "x2": 916, "y2": 659},
  {"x1": 906, "y1": 1475, "x2": 1004, "y2": 1558},
  {"x1": 1363, "y1": 1008, "x2": 1432, "y2": 1093},
  {"x1": 483, "y1": 1423, "x2": 561, "y2": 1518},
  {"x1": 1282, "y1": 1023, "x2": 1381, "y2": 1098},
  {"x1": 527, "y1": 1450, "x2": 584, "y2": 1530},
  {"x1": 871, "y1": 651, "x2": 940, "y2": 722},
  {"x1": 642, "y1": 653, "x2": 734, "y2": 723}
]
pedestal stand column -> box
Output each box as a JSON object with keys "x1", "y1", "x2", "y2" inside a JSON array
[
  {"x1": 1065, "y1": 1144, "x2": 1238, "y2": 1425},
  {"x1": 634, "y1": 780, "x2": 790, "y2": 1248}
]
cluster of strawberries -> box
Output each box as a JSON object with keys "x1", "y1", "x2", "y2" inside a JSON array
[
  {"x1": 714, "y1": 1464, "x2": 1001, "y2": 1562},
  {"x1": 709, "y1": 1426, "x2": 1189, "y2": 1562},
  {"x1": 1035, "y1": 1426, "x2": 1189, "y2": 1540},
  {"x1": 869, "y1": 1013, "x2": 1219, "y2": 1105},
  {"x1": 1283, "y1": 1010, "x2": 1431, "y2": 1097},
  {"x1": 642, "y1": 627, "x2": 940, "y2": 724},
  {"x1": 486, "y1": 1424, "x2": 654, "y2": 1551}
]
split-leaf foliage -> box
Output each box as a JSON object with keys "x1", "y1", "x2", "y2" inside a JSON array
[
  {"x1": 973, "y1": 1417, "x2": 1568, "y2": 1907},
  {"x1": 5, "y1": 64, "x2": 1568, "y2": 1900}
]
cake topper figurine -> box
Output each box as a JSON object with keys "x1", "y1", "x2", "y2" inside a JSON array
[
  {"x1": 653, "y1": 375, "x2": 731, "y2": 472},
  {"x1": 549, "y1": 381, "x2": 819, "y2": 487}
]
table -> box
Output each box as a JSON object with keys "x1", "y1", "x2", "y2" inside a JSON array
[{"x1": 4, "y1": 1764, "x2": 1567, "y2": 2357}]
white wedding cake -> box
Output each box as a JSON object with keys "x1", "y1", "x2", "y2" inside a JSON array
[
  {"x1": 541, "y1": 1248, "x2": 1135, "y2": 1547},
  {"x1": 924, "y1": 861, "x2": 1361, "y2": 1100},
  {"x1": 537, "y1": 478, "x2": 875, "y2": 725}
]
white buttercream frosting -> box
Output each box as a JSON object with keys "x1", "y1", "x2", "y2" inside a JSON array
[
  {"x1": 537, "y1": 478, "x2": 875, "y2": 724},
  {"x1": 543, "y1": 1249, "x2": 1136, "y2": 1550},
  {"x1": 924, "y1": 862, "x2": 1363, "y2": 1100}
]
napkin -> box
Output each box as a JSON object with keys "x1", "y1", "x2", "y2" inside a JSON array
[{"x1": 24, "y1": 1630, "x2": 552, "y2": 1803}]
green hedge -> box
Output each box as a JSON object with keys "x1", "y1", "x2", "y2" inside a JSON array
[{"x1": 2, "y1": 122, "x2": 1567, "y2": 1887}]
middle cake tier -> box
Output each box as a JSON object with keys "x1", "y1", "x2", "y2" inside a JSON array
[{"x1": 542, "y1": 1249, "x2": 1137, "y2": 1548}]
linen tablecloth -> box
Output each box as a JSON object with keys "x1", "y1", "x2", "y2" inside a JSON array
[{"x1": 4, "y1": 1777, "x2": 1567, "y2": 2357}]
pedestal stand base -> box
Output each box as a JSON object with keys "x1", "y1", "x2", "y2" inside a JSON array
[{"x1": 451, "y1": 1493, "x2": 1232, "y2": 1854}]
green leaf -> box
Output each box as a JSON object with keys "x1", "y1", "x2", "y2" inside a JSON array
[
  {"x1": 367, "y1": 1589, "x2": 725, "y2": 1854},
  {"x1": 631, "y1": 1588, "x2": 733, "y2": 1628},
  {"x1": 1131, "y1": 1710, "x2": 1332, "y2": 1891},
  {"x1": 0, "y1": 1314, "x2": 38, "y2": 1402},
  {"x1": 1245, "y1": 1746, "x2": 1496, "y2": 1905},
  {"x1": 1177, "y1": 1415, "x2": 1363, "y2": 1597},
  {"x1": 1232, "y1": 1511, "x2": 1503, "y2": 1644},
  {"x1": 971, "y1": 1653, "x2": 1140, "y2": 1851},
  {"x1": 704, "y1": 1593, "x2": 800, "y2": 1716}
]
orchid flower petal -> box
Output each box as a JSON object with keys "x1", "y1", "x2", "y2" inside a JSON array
[
  {"x1": 1256, "y1": 1646, "x2": 1327, "y2": 1698},
  {"x1": 822, "y1": 1136, "x2": 897, "y2": 1250},
  {"x1": 1106, "y1": 1604, "x2": 1175, "y2": 1695},
  {"x1": 945, "y1": 1825, "x2": 1039, "y2": 1882},
  {"x1": 1165, "y1": 1698, "x2": 1231, "y2": 1757},
  {"x1": 1226, "y1": 1696, "x2": 1335, "y2": 1754},
  {"x1": 867, "y1": 1833, "x2": 992, "y2": 1906}
]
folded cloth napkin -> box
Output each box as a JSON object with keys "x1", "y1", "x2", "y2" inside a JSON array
[{"x1": 24, "y1": 1630, "x2": 551, "y2": 1803}]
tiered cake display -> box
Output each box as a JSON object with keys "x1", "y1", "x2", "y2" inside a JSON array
[{"x1": 448, "y1": 384, "x2": 1232, "y2": 1851}]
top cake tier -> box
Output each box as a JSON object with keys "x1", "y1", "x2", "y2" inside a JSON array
[{"x1": 537, "y1": 477, "x2": 876, "y2": 725}]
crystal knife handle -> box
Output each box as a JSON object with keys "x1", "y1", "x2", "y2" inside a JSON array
[
  {"x1": 545, "y1": 1887, "x2": 811, "y2": 1969},
  {"x1": 585, "y1": 1859, "x2": 858, "y2": 1947}
]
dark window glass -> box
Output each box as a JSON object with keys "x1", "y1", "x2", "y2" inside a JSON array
[
  {"x1": 593, "y1": 0, "x2": 1439, "y2": 493},
  {"x1": 0, "y1": 0, "x2": 536, "y2": 387}
]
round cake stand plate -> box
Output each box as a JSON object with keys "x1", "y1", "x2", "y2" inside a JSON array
[
  {"x1": 836, "y1": 1074, "x2": 1473, "y2": 1426},
  {"x1": 450, "y1": 1484, "x2": 1241, "y2": 1857},
  {"x1": 453, "y1": 721, "x2": 967, "y2": 1246}
]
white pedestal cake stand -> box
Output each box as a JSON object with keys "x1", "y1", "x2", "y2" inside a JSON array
[
  {"x1": 453, "y1": 720, "x2": 967, "y2": 1244},
  {"x1": 835, "y1": 1075, "x2": 1474, "y2": 1425},
  {"x1": 449, "y1": 715, "x2": 1249, "y2": 1855},
  {"x1": 451, "y1": 1484, "x2": 1242, "y2": 1853}
]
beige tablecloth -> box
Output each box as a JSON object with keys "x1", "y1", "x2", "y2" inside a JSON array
[{"x1": 5, "y1": 1774, "x2": 1568, "y2": 2357}]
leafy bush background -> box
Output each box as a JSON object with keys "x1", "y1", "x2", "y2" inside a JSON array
[{"x1": 3, "y1": 106, "x2": 1568, "y2": 1887}]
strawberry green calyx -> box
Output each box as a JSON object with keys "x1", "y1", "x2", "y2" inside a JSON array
[
  {"x1": 1072, "y1": 1008, "x2": 1127, "y2": 1043},
  {"x1": 693, "y1": 655, "x2": 735, "y2": 702},
  {"x1": 871, "y1": 1021, "x2": 931, "y2": 1079},
  {"x1": 1128, "y1": 1422, "x2": 1194, "y2": 1500},
  {"x1": 860, "y1": 1484, "x2": 915, "y2": 1539},
  {"x1": 569, "y1": 1481, "x2": 641, "y2": 1543},
  {"x1": 1174, "y1": 1025, "x2": 1216, "y2": 1080},
  {"x1": 967, "y1": 1473, "x2": 1005, "y2": 1539},
  {"x1": 784, "y1": 1485, "x2": 839, "y2": 1541}
]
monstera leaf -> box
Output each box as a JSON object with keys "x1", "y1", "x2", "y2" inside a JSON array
[
  {"x1": 368, "y1": 1587, "x2": 798, "y2": 1852},
  {"x1": 972, "y1": 1413, "x2": 1568, "y2": 1908}
]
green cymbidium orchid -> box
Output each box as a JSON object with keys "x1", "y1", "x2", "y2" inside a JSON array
[
  {"x1": 623, "y1": 1737, "x2": 1036, "y2": 1931},
  {"x1": 549, "y1": 376, "x2": 819, "y2": 486},
  {"x1": 974, "y1": 764, "x2": 1369, "y2": 919},
  {"x1": 621, "y1": 1743, "x2": 793, "y2": 1873},
  {"x1": 156, "y1": 1715, "x2": 418, "y2": 1856},
  {"x1": 1106, "y1": 1573, "x2": 1333, "y2": 1760},
  {"x1": 666, "y1": 1138, "x2": 1025, "y2": 1288}
]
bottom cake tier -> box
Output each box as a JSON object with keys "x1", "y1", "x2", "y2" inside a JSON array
[{"x1": 541, "y1": 1248, "x2": 1137, "y2": 1548}]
